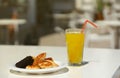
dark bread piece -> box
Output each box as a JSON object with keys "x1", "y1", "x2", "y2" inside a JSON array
[{"x1": 15, "y1": 56, "x2": 34, "y2": 68}]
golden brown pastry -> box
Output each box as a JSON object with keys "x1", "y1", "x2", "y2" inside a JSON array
[
  {"x1": 44, "y1": 57, "x2": 53, "y2": 61},
  {"x1": 32, "y1": 52, "x2": 46, "y2": 66},
  {"x1": 38, "y1": 60, "x2": 58, "y2": 69},
  {"x1": 26, "y1": 65, "x2": 40, "y2": 69},
  {"x1": 25, "y1": 52, "x2": 59, "y2": 69}
]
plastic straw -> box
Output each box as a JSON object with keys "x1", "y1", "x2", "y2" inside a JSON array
[{"x1": 81, "y1": 20, "x2": 98, "y2": 33}]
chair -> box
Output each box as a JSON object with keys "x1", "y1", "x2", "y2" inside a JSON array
[{"x1": 85, "y1": 22, "x2": 115, "y2": 48}]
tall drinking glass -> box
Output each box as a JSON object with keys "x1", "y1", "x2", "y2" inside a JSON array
[{"x1": 65, "y1": 28, "x2": 85, "y2": 66}]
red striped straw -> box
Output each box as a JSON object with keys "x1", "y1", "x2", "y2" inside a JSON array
[{"x1": 81, "y1": 20, "x2": 98, "y2": 33}]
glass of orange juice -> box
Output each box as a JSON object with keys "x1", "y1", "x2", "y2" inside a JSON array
[{"x1": 65, "y1": 28, "x2": 85, "y2": 66}]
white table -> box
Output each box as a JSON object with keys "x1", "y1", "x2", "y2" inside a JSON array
[
  {"x1": 0, "y1": 19, "x2": 26, "y2": 44},
  {"x1": 0, "y1": 45, "x2": 120, "y2": 78},
  {"x1": 95, "y1": 20, "x2": 120, "y2": 49}
]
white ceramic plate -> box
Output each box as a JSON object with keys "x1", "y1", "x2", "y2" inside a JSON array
[{"x1": 9, "y1": 61, "x2": 67, "y2": 74}]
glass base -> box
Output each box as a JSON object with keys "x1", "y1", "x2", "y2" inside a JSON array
[{"x1": 68, "y1": 61, "x2": 88, "y2": 66}]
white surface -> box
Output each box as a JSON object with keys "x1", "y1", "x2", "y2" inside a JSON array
[
  {"x1": 95, "y1": 20, "x2": 120, "y2": 49},
  {"x1": 0, "y1": 45, "x2": 120, "y2": 78},
  {"x1": 0, "y1": 19, "x2": 26, "y2": 25},
  {"x1": 95, "y1": 20, "x2": 120, "y2": 27},
  {"x1": 9, "y1": 61, "x2": 67, "y2": 74},
  {"x1": 0, "y1": 19, "x2": 26, "y2": 44},
  {"x1": 85, "y1": 22, "x2": 115, "y2": 48}
]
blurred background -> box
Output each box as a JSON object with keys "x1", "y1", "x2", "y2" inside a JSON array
[{"x1": 0, "y1": 0, "x2": 120, "y2": 49}]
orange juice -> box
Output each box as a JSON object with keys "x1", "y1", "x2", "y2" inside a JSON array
[{"x1": 66, "y1": 29, "x2": 85, "y2": 65}]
